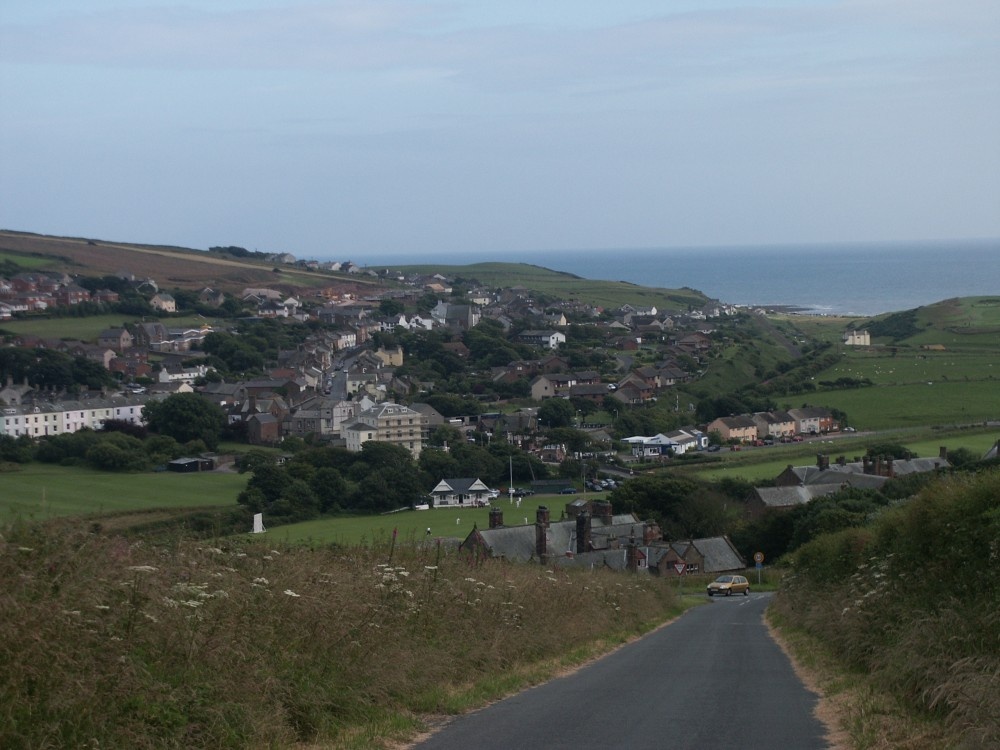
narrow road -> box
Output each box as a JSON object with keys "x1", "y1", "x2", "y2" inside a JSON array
[{"x1": 412, "y1": 593, "x2": 829, "y2": 749}]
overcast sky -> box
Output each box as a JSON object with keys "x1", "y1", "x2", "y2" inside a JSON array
[{"x1": 1, "y1": 1, "x2": 998, "y2": 259}]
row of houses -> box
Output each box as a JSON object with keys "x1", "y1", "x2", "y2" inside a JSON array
[
  {"x1": 743, "y1": 449, "x2": 955, "y2": 518},
  {"x1": 458, "y1": 499, "x2": 747, "y2": 575},
  {"x1": 706, "y1": 406, "x2": 838, "y2": 443},
  {"x1": 0, "y1": 393, "x2": 154, "y2": 438}
]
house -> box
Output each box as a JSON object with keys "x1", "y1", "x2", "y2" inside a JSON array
[
  {"x1": 774, "y1": 450, "x2": 951, "y2": 487},
  {"x1": 517, "y1": 330, "x2": 566, "y2": 350},
  {"x1": 706, "y1": 415, "x2": 758, "y2": 443},
  {"x1": 343, "y1": 402, "x2": 424, "y2": 458},
  {"x1": 787, "y1": 406, "x2": 836, "y2": 435},
  {"x1": 843, "y1": 329, "x2": 871, "y2": 346},
  {"x1": 460, "y1": 502, "x2": 647, "y2": 567},
  {"x1": 430, "y1": 477, "x2": 494, "y2": 507},
  {"x1": 150, "y1": 293, "x2": 176, "y2": 313},
  {"x1": 752, "y1": 410, "x2": 796, "y2": 440},
  {"x1": 529, "y1": 373, "x2": 576, "y2": 400},
  {"x1": 246, "y1": 413, "x2": 281, "y2": 444},
  {"x1": 98, "y1": 327, "x2": 134, "y2": 352},
  {"x1": 648, "y1": 536, "x2": 746, "y2": 575}
]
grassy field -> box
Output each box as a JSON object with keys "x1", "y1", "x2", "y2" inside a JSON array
[
  {"x1": 268, "y1": 492, "x2": 610, "y2": 546},
  {"x1": 687, "y1": 428, "x2": 999, "y2": 481},
  {"x1": 0, "y1": 313, "x2": 223, "y2": 341},
  {"x1": 0, "y1": 250, "x2": 51, "y2": 270},
  {"x1": 0, "y1": 464, "x2": 245, "y2": 521},
  {"x1": 394, "y1": 261, "x2": 709, "y2": 311}
]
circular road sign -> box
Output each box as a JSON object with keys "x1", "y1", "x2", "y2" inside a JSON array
[{"x1": 753, "y1": 551, "x2": 765, "y2": 564}]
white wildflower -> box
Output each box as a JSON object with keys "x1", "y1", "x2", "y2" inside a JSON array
[
  {"x1": 283, "y1": 589, "x2": 300, "y2": 598},
  {"x1": 182, "y1": 600, "x2": 203, "y2": 608},
  {"x1": 253, "y1": 577, "x2": 269, "y2": 585},
  {"x1": 127, "y1": 565, "x2": 157, "y2": 573}
]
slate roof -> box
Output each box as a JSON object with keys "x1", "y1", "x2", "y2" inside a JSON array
[
  {"x1": 750, "y1": 484, "x2": 852, "y2": 510},
  {"x1": 463, "y1": 513, "x2": 641, "y2": 564}
]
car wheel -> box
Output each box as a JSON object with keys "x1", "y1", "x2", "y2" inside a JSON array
[
  {"x1": 726, "y1": 589, "x2": 732, "y2": 596},
  {"x1": 744, "y1": 589, "x2": 749, "y2": 596},
  {"x1": 707, "y1": 591, "x2": 713, "y2": 597}
]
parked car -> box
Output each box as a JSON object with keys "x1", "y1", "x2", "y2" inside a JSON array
[
  {"x1": 559, "y1": 487, "x2": 578, "y2": 494},
  {"x1": 706, "y1": 575, "x2": 750, "y2": 597}
]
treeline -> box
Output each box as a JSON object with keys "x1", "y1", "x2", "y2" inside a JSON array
[{"x1": 234, "y1": 436, "x2": 555, "y2": 524}]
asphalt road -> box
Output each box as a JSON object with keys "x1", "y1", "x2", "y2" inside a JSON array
[{"x1": 411, "y1": 593, "x2": 829, "y2": 750}]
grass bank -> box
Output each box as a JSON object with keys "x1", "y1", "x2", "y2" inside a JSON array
[
  {"x1": 768, "y1": 469, "x2": 1000, "y2": 748},
  {"x1": 0, "y1": 522, "x2": 682, "y2": 749}
]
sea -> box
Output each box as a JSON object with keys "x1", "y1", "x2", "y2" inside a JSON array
[{"x1": 355, "y1": 238, "x2": 999, "y2": 318}]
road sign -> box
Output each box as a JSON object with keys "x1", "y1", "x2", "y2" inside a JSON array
[
  {"x1": 753, "y1": 551, "x2": 764, "y2": 564},
  {"x1": 673, "y1": 562, "x2": 686, "y2": 576}
]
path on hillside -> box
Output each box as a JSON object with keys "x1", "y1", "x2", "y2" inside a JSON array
[{"x1": 410, "y1": 593, "x2": 829, "y2": 749}]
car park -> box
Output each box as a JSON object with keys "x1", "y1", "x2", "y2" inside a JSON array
[{"x1": 706, "y1": 575, "x2": 750, "y2": 597}]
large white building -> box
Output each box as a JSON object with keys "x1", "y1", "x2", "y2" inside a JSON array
[{"x1": 343, "y1": 402, "x2": 424, "y2": 458}]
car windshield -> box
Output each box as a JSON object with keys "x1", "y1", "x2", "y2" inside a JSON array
[{"x1": 715, "y1": 576, "x2": 734, "y2": 583}]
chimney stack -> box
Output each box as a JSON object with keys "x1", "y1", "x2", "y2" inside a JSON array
[
  {"x1": 626, "y1": 528, "x2": 640, "y2": 573},
  {"x1": 594, "y1": 500, "x2": 613, "y2": 525},
  {"x1": 489, "y1": 507, "x2": 503, "y2": 529},
  {"x1": 886, "y1": 456, "x2": 895, "y2": 477},
  {"x1": 535, "y1": 506, "x2": 550, "y2": 564},
  {"x1": 576, "y1": 511, "x2": 591, "y2": 553},
  {"x1": 939, "y1": 446, "x2": 948, "y2": 460},
  {"x1": 863, "y1": 455, "x2": 872, "y2": 474}
]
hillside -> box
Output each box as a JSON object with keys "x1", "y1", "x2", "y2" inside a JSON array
[
  {"x1": 0, "y1": 230, "x2": 371, "y2": 296},
  {"x1": 0, "y1": 230, "x2": 713, "y2": 312}
]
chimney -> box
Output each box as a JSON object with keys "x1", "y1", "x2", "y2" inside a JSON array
[
  {"x1": 816, "y1": 454, "x2": 830, "y2": 470},
  {"x1": 836, "y1": 455, "x2": 846, "y2": 466},
  {"x1": 886, "y1": 456, "x2": 894, "y2": 478},
  {"x1": 535, "y1": 506, "x2": 549, "y2": 564},
  {"x1": 939, "y1": 446, "x2": 948, "y2": 460},
  {"x1": 863, "y1": 455, "x2": 872, "y2": 474},
  {"x1": 576, "y1": 511, "x2": 591, "y2": 553},
  {"x1": 595, "y1": 500, "x2": 613, "y2": 525},
  {"x1": 626, "y1": 528, "x2": 640, "y2": 573},
  {"x1": 643, "y1": 520, "x2": 660, "y2": 545},
  {"x1": 489, "y1": 507, "x2": 503, "y2": 529},
  {"x1": 875, "y1": 455, "x2": 883, "y2": 476}
]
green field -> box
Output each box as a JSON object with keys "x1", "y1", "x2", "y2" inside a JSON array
[
  {"x1": 0, "y1": 313, "x2": 223, "y2": 341},
  {"x1": 0, "y1": 251, "x2": 52, "y2": 270},
  {"x1": 394, "y1": 261, "x2": 708, "y2": 311},
  {"x1": 267, "y1": 492, "x2": 607, "y2": 546},
  {"x1": 0, "y1": 464, "x2": 246, "y2": 521},
  {"x1": 690, "y1": 429, "x2": 999, "y2": 481}
]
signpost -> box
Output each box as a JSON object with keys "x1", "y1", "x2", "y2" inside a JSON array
[
  {"x1": 673, "y1": 561, "x2": 685, "y2": 592},
  {"x1": 753, "y1": 551, "x2": 764, "y2": 584}
]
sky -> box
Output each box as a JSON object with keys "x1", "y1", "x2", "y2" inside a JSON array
[{"x1": 1, "y1": 1, "x2": 998, "y2": 260}]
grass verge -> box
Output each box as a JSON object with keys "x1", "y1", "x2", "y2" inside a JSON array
[{"x1": 0, "y1": 520, "x2": 684, "y2": 749}]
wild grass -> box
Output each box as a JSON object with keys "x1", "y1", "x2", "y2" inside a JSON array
[
  {"x1": 0, "y1": 521, "x2": 681, "y2": 749},
  {"x1": 769, "y1": 469, "x2": 1000, "y2": 748}
]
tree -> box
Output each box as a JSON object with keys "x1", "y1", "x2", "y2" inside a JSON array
[
  {"x1": 142, "y1": 393, "x2": 226, "y2": 449},
  {"x1": 538, "y1": 398, "x2": 575, "y2": 428}
]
